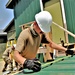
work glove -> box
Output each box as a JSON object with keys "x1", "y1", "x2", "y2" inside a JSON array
[
  {"x1": 23, "y1": 59, "x2": 41, "y2": 72},
  {"x1": 65, "y1": 49, "x2": 75, "y2": 55}
]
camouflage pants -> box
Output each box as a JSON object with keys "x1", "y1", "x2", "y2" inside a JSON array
[{"x1": 2, "y1": 57, "x2": 13, "y2": 72}]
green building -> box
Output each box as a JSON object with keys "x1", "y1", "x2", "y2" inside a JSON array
[
  {"x1": 4, "y1": 19, "x2": 16, "y2": 40},
  {"x1": 6, "y1": 0, "x2": 75, "y2": 43}
]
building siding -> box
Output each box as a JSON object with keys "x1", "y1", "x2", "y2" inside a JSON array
[
  {"x1": 63, "y1": 0, "x2": 75, "y2": 43},
  {"x1": 14, "y1": 0, "x2": 41, "y2": 39}
]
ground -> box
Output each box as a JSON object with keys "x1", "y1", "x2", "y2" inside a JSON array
[{"x1": 0, "y1": 60, "x2": 4, "y2": 75}]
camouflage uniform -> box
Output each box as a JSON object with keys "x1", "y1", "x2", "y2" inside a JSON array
[{"x1": 2, "y1": 46, "x2": 14, "y2": 72}]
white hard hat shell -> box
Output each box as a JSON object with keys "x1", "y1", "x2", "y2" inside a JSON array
[{"x1": 35, "y1": 11, "x2": 52, "y2": 33}]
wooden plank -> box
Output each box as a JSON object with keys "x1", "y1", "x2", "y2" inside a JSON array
[
  {"x1": 19, "y1": 21, "x2": 34, "y2": 28},
  {"x1": 53, "y1": 22, "x2": 75, "y2": 38}
]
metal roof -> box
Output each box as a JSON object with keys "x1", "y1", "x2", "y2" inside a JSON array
[
  {"x1": 3, "y1": 19, "x2": 14, "y2": 32},
  {"x1": 0, "y1": 31, "x2": 7, "y2": 36},
  {"x1": 0, "y1": 29, "x2": 7, "y2": 35}
]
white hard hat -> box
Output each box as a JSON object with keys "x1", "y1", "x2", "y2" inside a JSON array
[{"x1": 35, "y1": 11, "x2": 52, "y2": 33}]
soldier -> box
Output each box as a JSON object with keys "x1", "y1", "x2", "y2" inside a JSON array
[
  {"x1": 2, "y1": 46, "x2": 15, "y2": 72},
  {"x1": 14, "y1": 11, "x2": 75, "y2": 72}
]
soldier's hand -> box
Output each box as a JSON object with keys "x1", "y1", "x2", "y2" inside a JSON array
[
  {"x1": 23, "y1": 59, "x2": 41, "y2": 72},
  {"x1": 65, "y1": 49, "x2": 75, "y2": 55}
]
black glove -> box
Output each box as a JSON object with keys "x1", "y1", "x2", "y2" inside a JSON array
[
  {"x1": 23, "y1": 59, "x2": 41, "y2": 72},
  {"x1": 65, "y1": 49, "x2": 74, "y2": 55}
]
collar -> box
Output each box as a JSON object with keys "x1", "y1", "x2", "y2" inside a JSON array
[{"x1": 30, "y1": 24, "x2": 39, "y2": 37}]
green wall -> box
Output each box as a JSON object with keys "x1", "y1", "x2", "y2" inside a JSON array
[
  {"x1": 63, "y1": 0, "x2": 75, "y2": 43},
  {"x1": 14, "y1": 0, "x2": 41, "y2": 39}
]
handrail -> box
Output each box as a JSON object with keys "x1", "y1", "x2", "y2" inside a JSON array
[
  {"x1": 53, "y1": 22, "x2": 75, "y2": 38},
  {"x1": 19, "y1": 21, "x2": 35, "y2": 28}
]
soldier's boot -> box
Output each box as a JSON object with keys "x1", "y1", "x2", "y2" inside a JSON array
[{"x1": 2, "y1": 63, "x2": 8, "y2": 72}]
